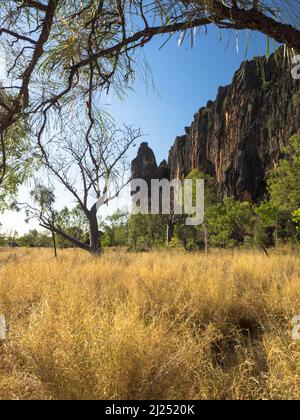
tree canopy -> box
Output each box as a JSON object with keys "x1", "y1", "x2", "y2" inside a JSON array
[
  {"x1": 0, "y1": 1, "x2": 299, "y2": 140},
  {"x1": 0, "y1": 93, "x2": 33, "y2": 209},
  {"x1": 268, "y1": 135, "x2": 300, "y2": 213}
]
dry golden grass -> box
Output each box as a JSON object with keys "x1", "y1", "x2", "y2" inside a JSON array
[{"x1": 0, "y1": 247, "x2": 299, "y2": 400}]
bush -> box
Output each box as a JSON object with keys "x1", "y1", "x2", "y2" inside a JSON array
[{"x1": 167, "y1": 237, "x2": 182, "y2": 249}]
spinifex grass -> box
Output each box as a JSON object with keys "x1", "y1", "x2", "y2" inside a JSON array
[{"x1": 0, "y1": 248, "x2": 299, "y2": 400}]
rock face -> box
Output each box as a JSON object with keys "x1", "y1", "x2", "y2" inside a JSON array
[
  {"x1": 168, "y1": 49, "x2": 300, "y2": 201},
  {"x1": 131, "y1": 142, "x2": 170, "y2": 184},
  {"x1": 131, "y1": 142, "x2": 170, "y2": 209},
  {"x1": 132, "y1": 49, "x2": 300, "y2": 202}
]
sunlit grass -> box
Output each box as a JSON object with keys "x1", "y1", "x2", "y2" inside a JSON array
[{"x1": 0, "y1": 247, "x2": 299, "y2": 400}]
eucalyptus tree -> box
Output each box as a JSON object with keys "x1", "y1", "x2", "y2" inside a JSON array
[{"x1": 26, "y1": 119, "x2": 142, "y2": 254}]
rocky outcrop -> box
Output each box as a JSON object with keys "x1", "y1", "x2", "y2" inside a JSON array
[
  {"x1": 131, "y1": 142, "x2": 170, "y2": 184},
  {"x1": 132, "y1": 49, "x2": 300, "y2": 202},
  {"x1": 167, "y1": 49, "x2": 300, "y2": 201}
]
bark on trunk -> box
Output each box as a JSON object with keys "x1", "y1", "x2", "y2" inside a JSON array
[
  {"x1": 203, "y1": 222, "x2": 209, "y2": 254},
  {"x1": 51, "y1": 230, "x2": 57, "y2": 258},
  {"x1": 88, "y1": 204, "x2": 101, "y2": 255},
  {"x1": 166, "y1": 222, "x2": 174, "y2": 245},
  {"x1": 40, "y1": 222, "x2": 92, "y2": 253}
]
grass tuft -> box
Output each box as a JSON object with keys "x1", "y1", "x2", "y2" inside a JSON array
[{"x1": 0, "y1": 248, "x2": 299, "y2": 400}]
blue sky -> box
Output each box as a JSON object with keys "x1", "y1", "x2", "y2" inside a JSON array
[
  {"x1": 109, "y1": 26, "x2": 278, "y2": 163},
  {"x1": 1, "y1": 26, "x2": 278, "y2": 234}
]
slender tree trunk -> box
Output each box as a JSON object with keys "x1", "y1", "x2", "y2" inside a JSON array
[
  {"x1": 51, "y1": 230, "x2": 57, "y2": 258},
  {"x1": 203, "y1": 222, "x2": 209, "y2": 254},
  {"x1": 166, "y1": 222, "x2": 174, "y2": 245},
  {"x1": 275, "y1": 216, "x2": 278, "y2": 247},
  {"x1": 88, "y1": 204, "x2": 101, "y2": 255},
  {"x1": 40, "y1": 222, "x2": 94, "y2": 254}
]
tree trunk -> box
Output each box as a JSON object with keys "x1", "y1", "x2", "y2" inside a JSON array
[
  {"x1": 40, "y1": 204, "x2": 102, "y2": 255},
  {"x1": 51, "y1": 230, "x2": 57, "y2": 258},
  {"x1": 203, "y1": 222, "x2": 209, "y2": 254},
  {"x1": 40, "y1": 222, "x2": 94, "y2": 254},
  {"x1": 88, "y1": 204, "x2": 101, "y2": 255},
  {"x1": 166, "y1": 222, "x2": 174, "y2": 245},
  {"x1": 275, "y1": 216, "x2": 279, "y2": 247}
]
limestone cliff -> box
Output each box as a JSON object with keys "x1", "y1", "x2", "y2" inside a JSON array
[
  {"x1": 132, "y1": 49, "x2": 300, "y2": 201},
  {"x1": 168, "y1": 49, "x2": 300, "y2": 201}
]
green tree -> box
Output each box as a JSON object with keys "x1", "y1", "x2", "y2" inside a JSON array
[
  {"x1": 254, "y1": 201, "x2": 279, "y2": 247},
  {"x1": 206, "y1": 197, "x2": 255, "y2": 248},
  {"x1": 128, "y1": 214, "x2": 166, "y2": 251},
  {"x1": 17, "y1": 229, "x2": 52, "y2": 248},
  {"x1": 184, "y1": 169, "x2": 217, "y2": 252},
  {"x1": 268, "y1": 135, "x2": 300, "y2": 212},
  {"x1": 101, "y1": 211, "x2": 129, "y2": 248},
  {"x1": 0, "y1": 115, "x2": 33, "y2": 210},
  {"x1": 292, "y1": 208, "x2": 300, "y2": 239},
  {"x1": 267, "y1": 135, "x2": 300, "y2": 243},
  {"x1": 28, "y1": 184, "x2": 58, "y2": 256},
  {"x1": 52, "y1": 206, "x2": 89, "y2": 249}
]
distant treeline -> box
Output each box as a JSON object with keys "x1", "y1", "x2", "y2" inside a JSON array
[{"x1": 1, "y1": 135, "x2": 299, "y2": 252}]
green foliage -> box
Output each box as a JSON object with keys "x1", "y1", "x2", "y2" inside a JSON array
[
  {"x1": 17, "y1": 230, "x2": 52, "y2": 248},
  {"x1": 100, "y1": 211, "x2": 128, "y2": 248},
  {"x1": 0, "y1": 117, "x2": 34, "y2": 210},
  {"x1": 31, "y1": 184, "x2": 55, "y2": 213},
  {"x1": 128, "y1": 214, "x2": 166, "y2": 251},
  {"x1": 184, "y1": 239, "x2": 199, "y2": 252},
  {"x1": 206, "y1": 198, "x2": 255, "y2": 248},
  {"x1": 268, "y1": 135, "x2": 300, "y2": 212},
  {"x1": 55, "y1": 206, "x2": 89, "y2": 248},
  {"x1": 185, "y1": 168, "x2": 217, "y2": 208},
  {"x1": 3, "y1": 135, "x2": 299, "y2": 252},
  {"x1": 254, "y1": 201, "x2": 279, "y2": 228},
  {"x1": 292, "y1": 209, "x2": 300, "y2": 236},
  {"x1": 255, "y1": 135, "x2": 300, "y2": 244},
  {"x1": 0, "y1": 224, "x2": 6, "y2": 247},
  {"x1": 167, "y1": 237, "x2": 182, "y2": 249},
  {"x1": 292, "y1": 208, "x2": 300, "y2": 225},
  {"x1": 222, "y1": 96, "x2": 228, "y2": 112}
]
